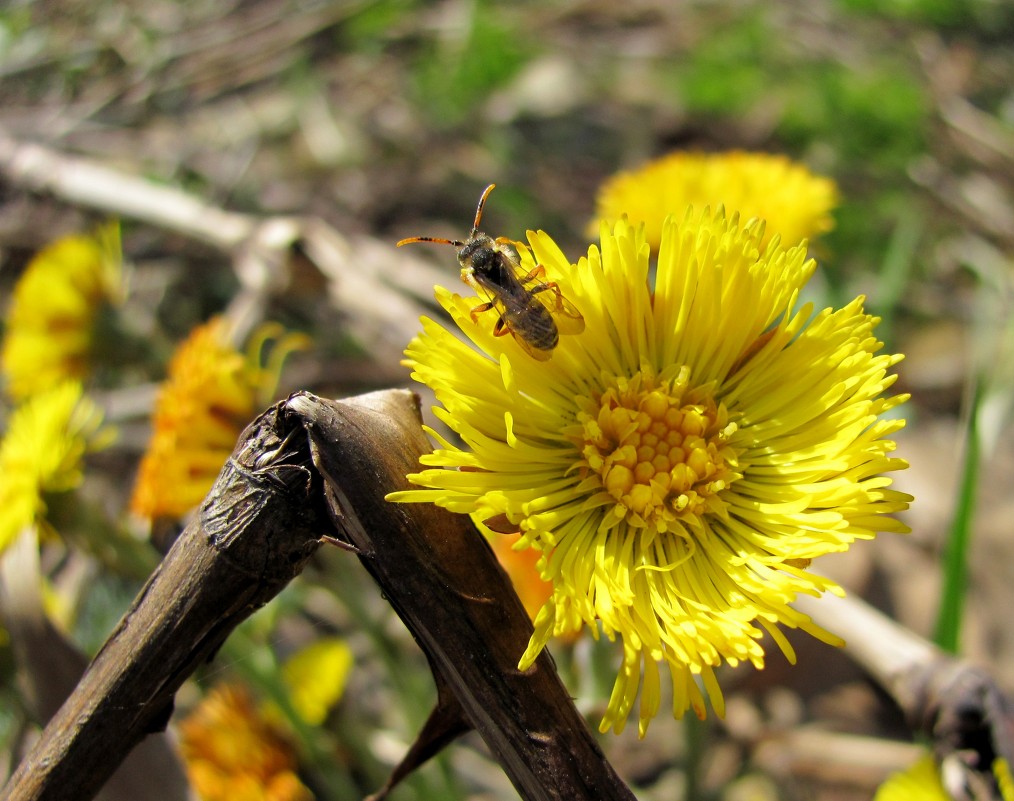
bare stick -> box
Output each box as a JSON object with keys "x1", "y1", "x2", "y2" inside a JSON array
[
  {"x1": 0, "y1": 131, "x2": 446, "y2": 367},
  {"x1": 0, "y1": 131, "x2": 255, "y2": 249},
  {"x1": 287, "y1": 390, "x2": 636, "y2": 801},
  {"x1": 796, "y1": 591, "x2": 1014, "y2": 799},
  {"x1": 0, "y1": 402, "x2": 328, "y2": 801},
  {"x1": 0, "y1": 530, "x2": 191, "y2": 801},
  {"x1": 2, "y1": 390, "x2": 636, "y2": 801}
]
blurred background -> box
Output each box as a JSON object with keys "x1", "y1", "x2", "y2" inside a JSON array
[{"x1": 1, "y1": 0, "x2": 1013, "y2": 799}]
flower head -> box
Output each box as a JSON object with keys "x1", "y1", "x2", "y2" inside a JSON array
[
  {"x1": 874, "y1": 753, "x2": 1014, "y2": 801},
  {"x1": 593, "y1": 151, "x2": 837, "y2": 253},
  {"x1": 390, "y1": 207, "x2": 910, "y2": 736},
  {"x1": 281, "y1": 638, "x2": 353, "y2": 726},
  {"x1": 873, "y1": 754, "x2": 953, "y2": 801},
  {"x1": 0, "y1": 381, "x2": 110, "y2": 552},
  {"x1": 130, "y1": 317, "x2": 307, "y2": 521},
  {"x1": 179, "y1": 683, "x2": 312, "y2": 801},
  {"x1": 1, "y1": 224, "x2": 123, "y2": 400},
  {"x1": 483, "y1": 527, "x2": 555, "y2": 622}
]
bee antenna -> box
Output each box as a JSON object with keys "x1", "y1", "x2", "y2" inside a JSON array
[
  {"x1": 397, "y1": 236, "x2": 464, "y2": 248},
  {"x1": 472, "y1": 184, "x2": 496, "y2": 233}
]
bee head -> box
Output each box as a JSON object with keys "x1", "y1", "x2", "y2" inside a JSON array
[{"x1": 458, "y1": 234, "x2": 498, "y2": 274}]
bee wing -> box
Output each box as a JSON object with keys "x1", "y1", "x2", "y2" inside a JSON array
[
  {"x1": 527, "y1": 275, "x2": 585, "y2": 335},
  {"x1": 471, "y1": 294, "x2": 555, "y2": 361},
  {"x1": 508, "y1": 327, "x2": 553, "y2": 361},
  {"x1": 545, "y1": 292, "x2": 585, "y2": 335},
  {"x1": 462, "y1": 268, "x2": 545, "y2": 358}
]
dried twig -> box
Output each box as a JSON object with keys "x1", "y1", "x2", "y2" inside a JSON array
[
  {"x1": 0, "y1": 131, "x2": 448, "y2": 366},
  {"x1": 1, "y1": 390, "x2": 637, "y2": 801},
  {"x1": 0, "y1": 401, "x2": 328, "y2": 801},
  {"x1": 288, "y1": 390, "x2": 637, "y2": 801},
  {"x1": 0, "y1": 532, "x2": 191, "y2": 801},
  {"x1": 797, "y1": 591, "x2": 1014, "y2": 800}
]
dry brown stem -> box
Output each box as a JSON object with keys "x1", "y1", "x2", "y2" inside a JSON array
[
  {"x1": 0, "y1": 531, "x2": 191, "y2": 801},
  {"x1": 0, "y1": 400, "x2": 327, "y2": 801},
  {"x1": 0, "y1": 131, "x2": 447, "y2": 367},
  {"x1": 797, "y1": 591, "x2": 1014, "y2": 800},
  {"x1": 1, "y1": 390, "x2": 636, "y2": 801},
  {"x1": 288, "y1": 390, "x2": 637, "y2": 801}
]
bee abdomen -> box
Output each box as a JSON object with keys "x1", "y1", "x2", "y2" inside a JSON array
[{"x1": 511, "y1": 304, "x2": 558, "y2": 350}]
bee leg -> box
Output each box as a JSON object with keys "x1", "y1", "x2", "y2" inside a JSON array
[
  {"x1": 467, "y1": 299, "x2": 509, "y2": 336},
  {"x1": 522, "y1": 265, "x2": 570, "y2": 311},
  {"x1": 530, "y1": 279, "x2": 569, "y2": 312},
  {"x1": 518, "y1": 264, "x2": 548, "y2": 285},
  {"x1": 469, "y1": 300, "x2": 496, "y2": 324},
  {"x1": 492, "y1": 315, "x2": 511, "y2": 337}
]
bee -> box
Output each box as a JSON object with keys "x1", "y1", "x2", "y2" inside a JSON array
[{"x1": 397, "y1": 184, "x2": 584, "y2": 361}]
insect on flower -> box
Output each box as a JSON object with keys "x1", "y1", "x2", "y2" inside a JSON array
[{"x1": 397, "y1": 184, "x2": 585, "y2": 360}]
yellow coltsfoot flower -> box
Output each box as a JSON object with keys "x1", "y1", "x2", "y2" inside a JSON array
[
  {"x1": 179, "y1": 683, "x2": 312, "y2": 801},
  {"x1": 873, "y1": 753, "x2": 1014, "y2": 801},
  {"x1": 390, "y1": 207, "x2": 910, "y2": 737},
  {"x1": 0, "y1": 381, "x2": 110, "y2": 552},
  {"x1": 130, "y1": 317, "x2": 307, "y2": 521},
  {"x1": 281, "y1": 637, "x2": 353, "y2": 726},
  {"x1": 874, "y1": 754, "x2": 950, "y2": 801},
  {"x1": 483, "y1": 527, "x2": 555, "y2": 623},
  {"x1": 593, "y1": 151, "x2": 838, "y2": 254},
  {"x1": 1, "y1": 224, "x2": 123, "y2": 400}
]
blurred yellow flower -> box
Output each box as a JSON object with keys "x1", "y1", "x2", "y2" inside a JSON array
[
  {"x1": 874, "y1": 754, "x2": 951, "y2": 801},
  {"x1": 281, "y1": 638, "x2": 353, "y2": 726},
  {"x1": 997, "y1": 757, "x2": 1014, "y2": 801},
  {"x1": 867, "y1": 754, "x2": 1009, "y2": 801},
  {"x1": 0, "y1": 381, "x2": 110, "y2": 552},
  {"x1": 179, "y1": 684, "x2": 312, "y2": 801},
  {"x1": 130, "y1": 318, "x2": 307, "y2": 521},
  {"x1": 390, "y1": 208, "x2": 910, "y2": 736},
  {"x1": 485, "y1": 528, "x2": 554, "y2": 623},
  {"x1": 593, "y1": 151, "x2": 837, "y2": 253},
  {"x1": 1, "y1": 224, "x2": 122, "y2": 400}
]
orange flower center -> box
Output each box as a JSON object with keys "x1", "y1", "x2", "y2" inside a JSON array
[{"x1": 575, "y1": 370, "x2": 741, "y2": 532}]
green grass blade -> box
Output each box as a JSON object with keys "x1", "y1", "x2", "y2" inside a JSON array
[{"x1": 934, "y1": 376, "x2": 982, "y2": 653}]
